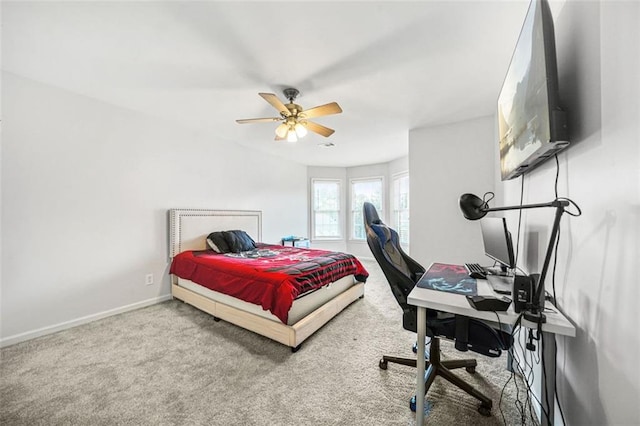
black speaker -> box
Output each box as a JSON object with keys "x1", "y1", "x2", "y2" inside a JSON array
[{"x1": 512, "y1": 274, "x2": 533, "y2": 313}]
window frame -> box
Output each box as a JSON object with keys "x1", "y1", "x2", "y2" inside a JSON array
[
  {"x1": 391, "y1": 171, "x2": 410, "y2": 245},
  {"x1": 311, "y1": 178, "x2": 343, "y2": 241},
  {"x1": 349, "y1": 176, "x2": 384, "y2": 242}
]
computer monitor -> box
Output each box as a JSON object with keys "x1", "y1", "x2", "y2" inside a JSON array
[{"x1": 480, "y1": 217, "x2": 515, "y2": 271}]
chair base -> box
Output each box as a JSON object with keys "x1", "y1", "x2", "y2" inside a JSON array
[{"x1": 379, "y1": 337, "x2": 492, "y2": 416}]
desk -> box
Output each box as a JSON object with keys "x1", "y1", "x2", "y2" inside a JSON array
[{"x1": 408, "y1": 264, "x2": 575, "y2": 426}]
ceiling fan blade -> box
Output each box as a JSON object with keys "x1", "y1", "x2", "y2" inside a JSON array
[
  {"x1": 274, "y1": 135, "x2": 286, "y2": 141},
  {"x1": 304, "y1": 121, "x2": 335, "y2": 137},
  {"x1": 259, "y1": 93, "x2": 291, "y2": 117},
  {"x1": 236, "y1": 117, "x2": 282, "y2": 124},
  {"x1": 301, "y1": 102, "x2": 342, "y2": 119}
]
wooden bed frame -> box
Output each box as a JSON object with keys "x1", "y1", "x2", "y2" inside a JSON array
[{"x1": 168, "y1": 208, "x2": 365, "y2": 351}]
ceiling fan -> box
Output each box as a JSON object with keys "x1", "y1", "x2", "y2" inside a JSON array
[{"x1": 236, "y1": 88, "x2": 342, "y2": 142}]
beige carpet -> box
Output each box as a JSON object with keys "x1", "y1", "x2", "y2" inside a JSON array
[{"x1": 1, "y1": 260, "x2": 536, "y2": 425}]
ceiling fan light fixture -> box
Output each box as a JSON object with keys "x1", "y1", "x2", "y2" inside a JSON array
[
  {"x1": 294, "y1": 122, "x2": 308, "y2": 138},
  {"x1": 275, "y1": 123, "x2": 288, "y2": 138},
  {"x1": 287, "y1": 130, "x2": 298, "y2": 143}
]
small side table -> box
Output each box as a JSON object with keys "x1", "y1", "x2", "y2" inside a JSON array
[{"x1": 281, "y1": 237, "x2": 310, "y2": 248}]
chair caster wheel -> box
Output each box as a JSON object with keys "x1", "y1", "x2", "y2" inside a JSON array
[
  {"x1": 466, "y1": 366, "x2": 476, "y2": 374},
  {"x1": 379, "y1": 359, "x2": 388, "y2": 370},
  {"x1": 478, "y1": 404, "x2": 492, "y2": 417}
]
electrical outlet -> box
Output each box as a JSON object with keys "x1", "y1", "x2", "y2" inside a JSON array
[{"x1": 145, "y1": 273, "x2": 154, "y2": 286}]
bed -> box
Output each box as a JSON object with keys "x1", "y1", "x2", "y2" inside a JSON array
[{"x1": 168, "y1": 208, "x2": 368, "y2": 351}]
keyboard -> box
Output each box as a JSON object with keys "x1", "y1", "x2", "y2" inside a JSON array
[{"x1": 464, "y1": 263, "x2": 487, "y2": 279}]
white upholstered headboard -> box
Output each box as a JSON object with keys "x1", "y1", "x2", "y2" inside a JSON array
[{"x1": 169, "y1": 209, "x2": 262, "y2": 258}]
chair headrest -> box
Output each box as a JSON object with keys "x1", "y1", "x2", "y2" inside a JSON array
[{"x1": 363, "y1": 202, "x2": 382, "y2": 227}]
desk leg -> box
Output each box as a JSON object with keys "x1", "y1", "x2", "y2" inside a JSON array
[
  {"x1": 416, "y1": 306, "x2": 426, "y2": 426},
  {"x1": 541, "y1": 331, "x2": 556, "y2": 426}
]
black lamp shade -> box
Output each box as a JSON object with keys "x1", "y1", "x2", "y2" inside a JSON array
[{"x1": 459, "y1": 193, "x2": 488, "y2": 220}]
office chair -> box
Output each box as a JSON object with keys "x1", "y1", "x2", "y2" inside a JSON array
[{"x1": 363, "y1": 202, "x2": 511, "y2": 416}]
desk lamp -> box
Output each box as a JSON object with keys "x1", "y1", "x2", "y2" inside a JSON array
[{"x1": 459, "y1": 193, "x2": 571, "y2": 324}]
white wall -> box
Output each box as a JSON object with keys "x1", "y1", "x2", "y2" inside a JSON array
[
  {"x1": 1, "y1": 73, "x2": 308, "y2": 345},
  {"x1": 389, "y1": 156, "x2": 409, "y2": 178},
  {"x1": 498, "y1": 2, "x2": 639, "y2": 424},
  {"x1": 408, "y1": 115, "x2": 496, "y2": 267},
  {"x1": 0, "y1": 3, "x2": 4, "y2": 343}
]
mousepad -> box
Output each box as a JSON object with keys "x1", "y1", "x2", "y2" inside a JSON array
[{"x1": 417, "y1": 263, "x2": 477, "y2": 295}]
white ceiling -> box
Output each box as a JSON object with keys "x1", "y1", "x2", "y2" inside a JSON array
[{"x1": 2, "y1": 1, "x2": 531, "y2": 167}]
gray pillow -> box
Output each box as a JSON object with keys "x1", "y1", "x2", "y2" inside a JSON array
[
  {"x1": 207, "y1": 232, "x2": 231, "y2": 253},
  {"x1": 223, "y1": 230, "x2": 256, "y2": 253}
]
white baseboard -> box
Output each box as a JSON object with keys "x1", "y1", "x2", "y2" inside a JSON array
[
  {"x1": 0, "y1": 294, "x2": 172, "y2": 348},
  {"x1": 356, "y1": 255, "x2": 376, "y2": 262}
]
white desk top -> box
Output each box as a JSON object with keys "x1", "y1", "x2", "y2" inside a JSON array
[{"x1": 408, "y1": 272, "x2": 575, "y2": 337}]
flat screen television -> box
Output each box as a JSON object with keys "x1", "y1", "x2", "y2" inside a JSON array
[
  {"x1": 481, "y1": 217, "x2": 515, "y2": 271},
  {"x1": 497, "y1": 0, "x2": 568, "y2": 181}
]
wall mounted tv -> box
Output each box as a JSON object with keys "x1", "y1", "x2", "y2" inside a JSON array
[{"x1": 497, "y1": 0, "x2": 568, "y2": 181}]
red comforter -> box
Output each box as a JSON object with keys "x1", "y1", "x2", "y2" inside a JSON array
[{"x1": 170, "y1": 244, "x2": 368, "y2": 323}]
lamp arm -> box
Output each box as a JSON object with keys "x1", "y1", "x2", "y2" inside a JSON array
[
  {"x1": 483, "y1": 199, "x2": 568, "y2": 214},
  {"x1": 530, "y1": 202, "x2": 566, "y2": 316}
]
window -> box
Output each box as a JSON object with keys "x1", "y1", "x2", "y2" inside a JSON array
[
  {"x1": 351, "y1": 177, "x2": 383, "y2": 240},
  {"x1": 392, "y1": 173, "x2": 410, "y2": 245},
  {"x1": 311, "y1": 179, "x2": 341, "y2": 239}
]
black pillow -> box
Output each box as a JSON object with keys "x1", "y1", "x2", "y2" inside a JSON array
[
  {"x1": 207, "y1": 232, "x2": 231, "y2": 253},
  {"x1": 223, "y1": 230, "x2": 256, "y2": 253}
]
